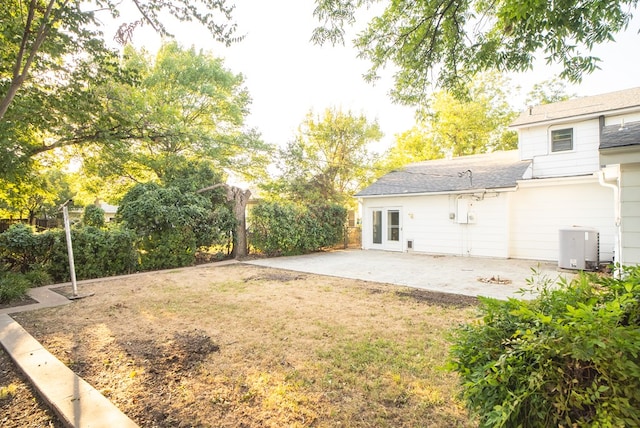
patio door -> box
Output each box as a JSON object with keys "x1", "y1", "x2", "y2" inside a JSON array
[{"x1": 370, "y1": 207, "x2": 402, "y2": 251}]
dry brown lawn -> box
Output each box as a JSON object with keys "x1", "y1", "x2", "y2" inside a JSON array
[{"x1": 6, "y1": 262, "x2": 479, "y2": 427}]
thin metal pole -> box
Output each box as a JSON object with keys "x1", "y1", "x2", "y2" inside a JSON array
[{"x1": 62, "y1": 205, "x2": 78, "y2": 297}]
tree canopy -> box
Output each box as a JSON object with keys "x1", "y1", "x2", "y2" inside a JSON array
[
  {"x1": 80, "y1": 42, "x2": 270, "y2": 190},
  {"x1": 525, "y1": 78, "x2": 576, "y2": 106},
  {"x1": 312, "y1": 0, "x2": 638, "y2": 105},
  {"x1": 0, "y1": 0, "x2": 239, "y2": 178},
  {"x1": 378, "y1": 72, "x2": 518, "y2": 172},
  {"x1": 265, "y1": 107, "x2": 382, "y2": 206}
]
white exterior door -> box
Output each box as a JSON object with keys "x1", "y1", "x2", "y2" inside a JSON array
[{"x1": 369, "y1": 207, "x2": 403, "y2": 251}]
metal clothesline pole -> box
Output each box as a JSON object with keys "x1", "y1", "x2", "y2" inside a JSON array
[{"x1": 61, "y1": 200, "x2": 78, "y2": 297}]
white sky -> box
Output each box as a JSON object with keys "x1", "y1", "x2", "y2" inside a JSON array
[{"x1": 122, "y1": 0, "x2": 640, "y2": 153}]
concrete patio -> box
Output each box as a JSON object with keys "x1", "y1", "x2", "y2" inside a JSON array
[{"x1": 246, "y1": 249, "x2": 575, "y2": 300}]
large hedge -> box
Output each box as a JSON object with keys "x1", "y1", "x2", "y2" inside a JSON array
[
  {"x1": 249, "y1": 201, "x2": 347, "y2": 256},
  {"x1": 117, "y1": 182, "x2": 235, "y2": 270},
  {"x1": 46, "y1": 226, "x2": 138, "y2": 282},
  {"x1": 449, "y1": 267, "x2": 640, "y2": 427},
  {"x1": 0, "y1": 223, "x2": 138, "y2": 283}
]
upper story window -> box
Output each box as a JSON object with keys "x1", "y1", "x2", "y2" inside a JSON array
[{"x1": 551, "y1": 128, "x2": 573, "y2": 152}]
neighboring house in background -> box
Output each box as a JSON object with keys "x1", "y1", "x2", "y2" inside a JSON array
[
  {"x1": 94, "y1": 199, "x2": 118, "y2": 222},
  {"x1": 357, "y1": 87, "x2": 640, "y2": 266}
]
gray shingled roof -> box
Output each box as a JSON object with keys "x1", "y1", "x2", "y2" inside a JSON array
[
  {"x1": 511, "y1": 87, "x2": 640, "y2": 127},
  {"x1": 357, "y1": 150, "x2": 531, "y2": 197},
  {"x1": 600, "y1": 120, "x2": 640, "y2": 150}
]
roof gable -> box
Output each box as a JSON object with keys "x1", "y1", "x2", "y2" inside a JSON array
[
  {"x1": 357, "y1": 150, "x2": 531, "y2": 197},
  {"x1": 511, "y1": 87, "x2": 640, "y2": 128}
]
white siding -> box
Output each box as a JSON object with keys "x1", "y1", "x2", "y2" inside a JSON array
[
  {"x1": 509, "y1": 178, "x2": 616, "y2": 262},
  {"x1": 605, "y1": 112, "x2": 640, "y2": 126},
  {"x1": 620, "y1": 163, "x2": 640, "y2": 265},
  {"x1": 361, "y1": 192, "x2": 510, "y2": 258},
  {"x1": 518, "y1": 120, "x2": 601, "y2": 178}
]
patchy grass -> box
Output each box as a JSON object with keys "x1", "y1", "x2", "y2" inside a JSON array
[{"x1": 11, "y1": 263, "x2": 478, "y2": 427}]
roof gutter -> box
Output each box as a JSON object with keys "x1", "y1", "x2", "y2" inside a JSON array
[
  {"x1": 510, "y1": 106, "x2": 640, "y2": 129},
  {"x1": 356, "y1": 186, "x2": 518, "y2": 199}
]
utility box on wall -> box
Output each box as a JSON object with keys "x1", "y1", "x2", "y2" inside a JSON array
[{"x1": 558, "y1": 227, "x2": 599, "y2": 270}]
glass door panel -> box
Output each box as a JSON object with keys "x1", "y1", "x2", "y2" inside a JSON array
[
  {"x1": 372, "y1": 210, "x2": 382, "y2": 244},
  {"x1": 387, "y1": 210, "x2": 400, "y2": 241}
]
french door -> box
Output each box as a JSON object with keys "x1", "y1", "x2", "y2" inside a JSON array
[{"x1": 370, "y1": 207, "x2": 402, "y2": 251}]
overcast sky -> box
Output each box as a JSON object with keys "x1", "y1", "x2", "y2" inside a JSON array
[{"x1": 123, "y1": 1, "x2": 640, "y2": 153}]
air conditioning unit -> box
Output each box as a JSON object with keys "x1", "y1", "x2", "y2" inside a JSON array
[{"x1": 558, "y1": 227, "x2": 599, "y2": 270}]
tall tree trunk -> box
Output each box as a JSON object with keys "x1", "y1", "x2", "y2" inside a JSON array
[
  {"x1": 197, "y1": 183, "x2": 251, "y2": 259},
  {"x1": 227, "y1": 186, "x2": 251, "y2": 259}
]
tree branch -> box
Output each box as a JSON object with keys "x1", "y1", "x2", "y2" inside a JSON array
[
  {"x1": 0, "y1": 0, "x2": 66, "y2": 121},
  {"x1": 196, "y1": 183, "x2": 226, "y2": 194}
]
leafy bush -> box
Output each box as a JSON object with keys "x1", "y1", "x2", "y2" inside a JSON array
[
  {"x1": 23, "y1": 267, "x2": 52, "y2": 287},
  {"x1": 46, "y1": 226, "x2": 138, "y2": 282},
  {"x1": 448, "y1": 267, "x2": 640, "y2": 427},
  {"x1": 82, "y1": 204, "x2": 106, "y2": 228},
  {"x1": 0, "y1": 272, "x2": 31, "y2": 303},
  {"x1": 249, "y1": 201, "x2": 347, "y2": 256},
  {"x1": 118, "y1": 182, "x2": 233, "y2": 269},
  {"x1": 138, "y1": 230, "x2": 197, "y2": 271},
  {"x1": 0, "y1": 223, "x2": 43, "y2": 273}
]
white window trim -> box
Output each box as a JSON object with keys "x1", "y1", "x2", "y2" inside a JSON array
[{"x1": 549, "y1": 127, "x2": 574, "y2": 153}]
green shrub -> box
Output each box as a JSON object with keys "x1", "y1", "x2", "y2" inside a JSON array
[
  {"x1": 118, "y1": 182, "x2": 233, "y2": 269},
  {"x1": 0, "y1": 223, "x2": 41, "y2": 273},
  {"x1": 0, "y1": 272, "x2": 31, "y2": 303},
  {"x1": 448, "y1": 267, "x2": 640, "y2": 427},
  {"x1": 46, "y1": 226, "x2": 138, "y2": 282},
  {"x1": 139, "y1": 230, "x2": 197, "y2": 271},
  {"x1": 249, "y1": 201, "x2": 346, "y2": 256},
  {"x1": 249, "y1": 201, "x2": 299, "y2": 256},
  {"x1": 23, "y1": 267, "x2": 52, "y2": 287}
]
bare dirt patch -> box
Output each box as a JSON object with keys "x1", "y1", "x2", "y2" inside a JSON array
[
  {"x1": 394, "y1": 288, "x2": 479, "y2": 308},
  {"x1": 0, "y1": 295, "x2": 38, "y2": 311},
  {"x1": 6, "y1": 263, "x2": 479, "y2": 427},
  {"x1": 0, "y1": 348, "x2": 63, "y2": 428}
]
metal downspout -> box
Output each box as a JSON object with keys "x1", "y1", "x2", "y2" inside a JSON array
[{"x1": 597, "y1": 169, "x2": 622, "y2": 277}]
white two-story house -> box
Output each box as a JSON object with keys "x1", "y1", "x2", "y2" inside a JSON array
[{"x1": 356, "y1": 87, "x2": 640, "y2": 266}]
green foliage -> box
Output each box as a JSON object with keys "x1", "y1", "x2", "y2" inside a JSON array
[
  {"x1": 250, "y1": 201, "x2": 347, "y2": 256},
  {"x1": 22, "y1": 268, "x2": 52, "y2": 287},
  {"x1": 377, "y1": 72, "x2": 518, "y2": 173},
  {"x1": 265, "y1": 107, "x2": 381, "y2": 206},
  {"x1": 138, "y1": 230, "x2": 198, "y2": 271},
  {"x1": 0, "y1": 222, "x2": 138, "y2": 285},
  {"x1": 0, "y1": 272, "x2": 30, "y2": 304},
  {"x1": 428, "y1": 73, "x2": 518, "y2": 156},
  {"x1": 0, "y1": 223, "x2": 44, "y2": 273},
  {"x1": 82, "y1": 205, "x2": 105, "y2": 228},
  {"x1": 0, "y1": 167, "x2": 73, "y2": 223},
  {"x1": 46, "y1": 226, "x2": 138, "y2": 282},
  {"x1": 449, "y1": 267, "x2": 640, "y2": 427},
  {"x1": 0, "y1": 175, "x2": 237, "y2": 300},
  {"x1": 118, "y1": 181, "x2": 234, "y2": 269},
  {"x1": 376, "y1": 126, "x2": 443, "y2": 173},
  {"x1": 312, "y1": 0, "x2": 636, "y2": 105},
  {"x1": 1, "y1": 0, "x2": 242, "y2": 181},
  {"x1": 81, "y1": 43, "x2": 271, "y2": 188},
  {"x1": 525, "y1": 78, "x2": 576, "y2": 106}
]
